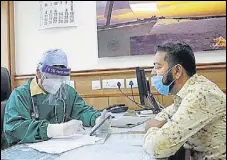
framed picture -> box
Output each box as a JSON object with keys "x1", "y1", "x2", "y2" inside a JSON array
[{"x1": 96, "y1": 1, "x2": 226, "y2": 58}]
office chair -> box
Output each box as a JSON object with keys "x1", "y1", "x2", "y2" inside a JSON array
[{"x1": 1, "y1": 67, "x2": 11, "y2": 135}]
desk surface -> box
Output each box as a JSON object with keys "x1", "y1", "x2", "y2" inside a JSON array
[
  {"x1": 2, "y1": 114, "x2": 162, "y2": 160},
  {"x1": 1, "y1": 144, "x2": 59, "y2": 160},
  {"x1": 2, "y1": 133, "x2": 160, "y2": 160}
]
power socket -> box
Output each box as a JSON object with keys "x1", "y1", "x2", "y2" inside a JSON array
[
  {"x1": 126, "y1": 78, "x2": 138, "y2": 88},
  {"x1": 102, "y1": 79, "x2": 125, "y2": 89}
]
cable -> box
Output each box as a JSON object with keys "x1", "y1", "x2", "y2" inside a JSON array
[
  {"x1": 129, "y1": 80, "x2": 135, "y2": 101},
  {"x1": 130, "y1": 86, "x2": 135, "y2": 101},
  {"x1": 116, "y1": 82, "x2": 148, "y2": 109},
  {"x1": 146, "y1": 92, "x2": 163, "y2": 112},
  {"x1": 117, "y1": 82, "x2": 163, "y2": 113},
  {"x1": 119, "y1": 87, "x2": 146, "y2": 109}
]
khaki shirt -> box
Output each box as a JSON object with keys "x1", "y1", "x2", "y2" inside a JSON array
[{"x1": 143, "y1": 74, "x2": 226, "y2": 159}]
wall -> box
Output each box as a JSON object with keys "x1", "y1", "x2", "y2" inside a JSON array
[
  {"x1": 1, "y1": 1, "x2": 10, "y2": 69},
  {"x1": 14, "y1": 1, "x2": 226, "y2": 75},
  {"x1": 15, "y1": 63, "x2": 226, "y2": 110}
]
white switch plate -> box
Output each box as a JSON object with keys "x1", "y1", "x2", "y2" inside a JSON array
[
  {"x1": 126, "y1": 78, "x2": 138, "y2": 88},
  {"x1": 102, "y1": 79, "x2": 125, "y2": 89},
  {"x1": 92, "y1": 80, "x2": 101, "y2": 90}
]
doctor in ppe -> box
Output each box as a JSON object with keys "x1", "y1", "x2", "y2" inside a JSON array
[{"x1": 2, "y1": 49, "x2": 111, "y2": 149}]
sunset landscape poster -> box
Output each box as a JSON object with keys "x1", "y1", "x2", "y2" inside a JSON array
[{"x1": 96, "y1": 1, "x2": 226, "y2": 58}]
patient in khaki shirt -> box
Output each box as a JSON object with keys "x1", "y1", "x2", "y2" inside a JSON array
[{"x1": 143, "y1": 42, "x2": 226, "y2": 160}]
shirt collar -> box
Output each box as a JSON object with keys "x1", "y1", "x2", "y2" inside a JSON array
[
  {"x1": 30, "y1": 78, "x2": 46, "y2": 96},
  {"x1": 173, "y1": 73, "x2": 199, "y2": 101}
]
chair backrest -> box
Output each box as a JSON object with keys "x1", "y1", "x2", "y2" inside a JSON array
[
  {"x1": 1, "y1": 100, "x2": 7, "y2": 135},
  {"x1": 1, "y1": 67, "x2": 11, "y2": 101},
  {"x1": 1, "y1": 67, "x2": 11, "y2": 135}
]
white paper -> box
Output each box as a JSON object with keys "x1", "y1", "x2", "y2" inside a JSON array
[
  {"x1": 110, "y1": 113, "x2": 152, "y2": 133},
  {"x1": 111, "y1": 123, "x2": 146, "y2": 133},
  {"x1": 56, "y1": 134, "x2": 156, "y2": 160},
  {"x1": 27, "y1": 134, "x2": 102, "y2": 154},
  {"x1": 51, "y1": 133, "x2": 84, "y2": 139},
  {"x1": 39, "y1": 1, "x2": 77, "y2": 30},
  {"x1": 111, "y1": 116, "x2": 149, "y2": 128}
]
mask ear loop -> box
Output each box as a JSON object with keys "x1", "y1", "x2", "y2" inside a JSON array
[
  {"x1": 168, "y1": 78, "x2": 176, "y2": 87},
  {"x1": 162, "y1": 66, "x2": 173, "y2": 85},
  {"x1": 161, "y1": 64, "x2": 179, "y2": 85},
  {"x1": 173, "y1": 64, "x2": 182, "y2": 79}
]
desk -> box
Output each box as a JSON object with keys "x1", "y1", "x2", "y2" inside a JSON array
[
  {"x1": 1, "y1": 132, "x2": 162, "y2": 160},
  {"x1": 1, "y1": 114, "x2": 166, "y2": 160}
]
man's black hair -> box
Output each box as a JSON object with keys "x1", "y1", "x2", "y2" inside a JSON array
[{"x1": 156, "y1": 41, "x2": 196, "y2": 77}]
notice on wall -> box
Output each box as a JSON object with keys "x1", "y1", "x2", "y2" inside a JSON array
[{"x1": 39, "y1": 1, "x2": 77, "y2": 30}]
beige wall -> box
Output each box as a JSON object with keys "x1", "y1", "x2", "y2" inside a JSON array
[
  {"x1": 1, "y1": 1, "x2": 10, "y2": 70},
  {"x1": 14, "y1": 63, "x2": 226, "y2": 110}
]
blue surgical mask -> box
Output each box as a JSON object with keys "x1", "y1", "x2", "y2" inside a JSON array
[{"x1": 151, "y1": 67, "x2": 176, "y2": 96}]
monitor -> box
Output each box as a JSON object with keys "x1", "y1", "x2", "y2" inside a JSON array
[{"x1": 136, "y1": 67, "x2": 161, "y2": 113}]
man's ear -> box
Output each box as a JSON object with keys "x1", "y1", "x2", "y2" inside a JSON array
[
  {"x1": 36, "y1": 69, "x2": 41, "y2": 79},
  {"x1": 174, "y1": 64, "x2": 183, "y2": 80}
]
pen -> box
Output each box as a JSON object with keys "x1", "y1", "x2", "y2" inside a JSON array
[{"x1": 89, "y1": 114, "x2": 111, "y2": 136}]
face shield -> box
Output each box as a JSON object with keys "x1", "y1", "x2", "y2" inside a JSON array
[{"x1": 39, "y1": 64, "x2": 72, "y2": 105}]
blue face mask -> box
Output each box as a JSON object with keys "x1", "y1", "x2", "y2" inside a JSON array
[{"x1": 151, "y1": 67, "x2": 176, "y2": 96}]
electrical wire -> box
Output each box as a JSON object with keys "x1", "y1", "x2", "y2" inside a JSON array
[
  {"x1": 118, "y1": 87, "x2": 146, "y2": 109},
  {"x1": 130, "y1": 84, "x2": 135, "y2": 101},
  {"x1": 117, "y1": 82, "x2": 163, "y2": 113},
  {"x1": 117, "y1": 82, "x2": 146, "y2": 109},
  {"x1": 147, "y1": 92, "x2": 164, "y2": 111}
]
